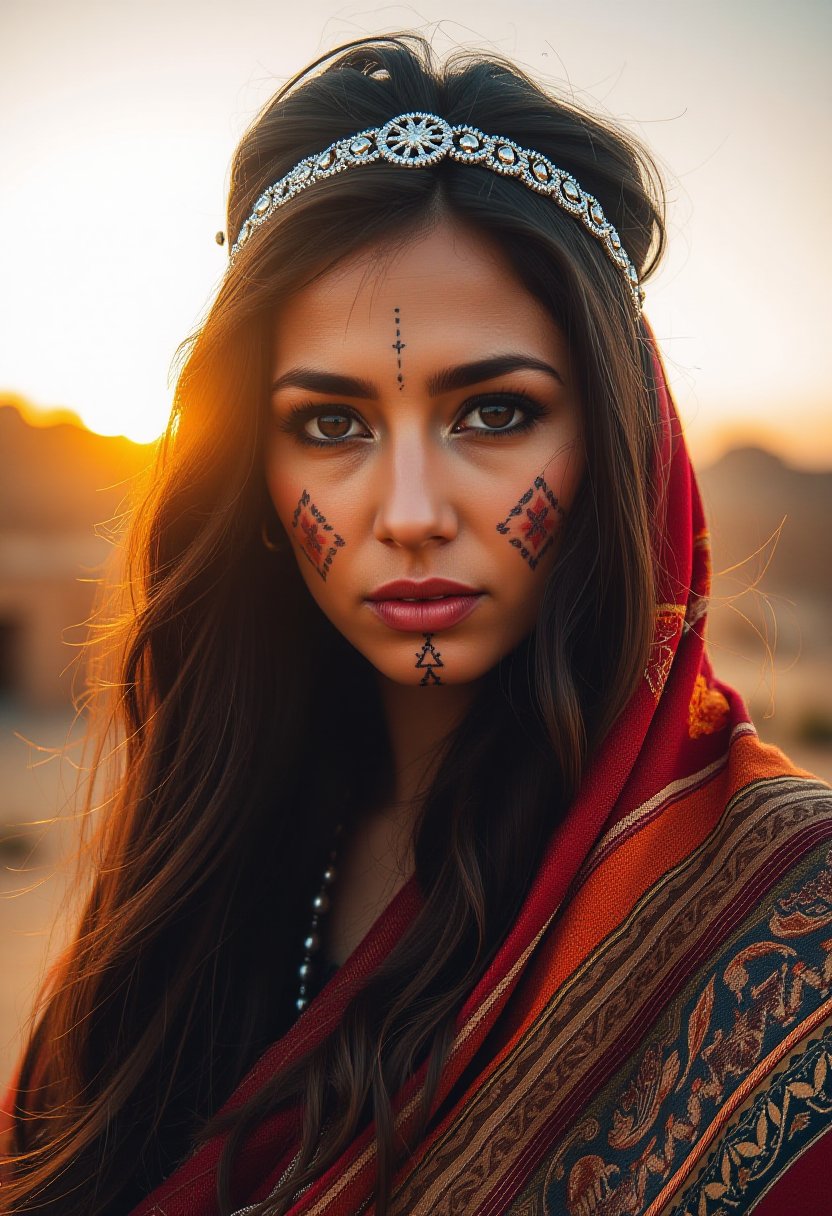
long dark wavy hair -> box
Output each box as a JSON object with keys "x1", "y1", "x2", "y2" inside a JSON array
[{"x1": 2, "y1": 31, "x2": 667, "y2": 1215}]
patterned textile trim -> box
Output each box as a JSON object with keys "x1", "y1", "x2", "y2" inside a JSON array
[
  {"x1": 575, "y1": 723, "x2": 761, "y2": 887},
  {"x1": 645, "y1": 604, "x2": 687, "y2": 701},
  {"x1": 381, "y1": 777, "x2": 832, "y2": 1215},
  {"x1": 641, "y1": 997, "x2": 832, "y2": 1213},
  {"x1": 504, "y1": 839, "x2": 832, "y2": 1216},
  {"x1": 667, "y1": 1015, "x2": 832, "y2": 1214},
  {"x1": 687, "y1": 674, "x2": 730, "y2": 739},
  {"x1": 302, "y1": 911, "x2": 559, "y2": 1216}
]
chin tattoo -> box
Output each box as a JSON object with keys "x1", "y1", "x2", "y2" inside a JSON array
[
  {"x1": 415, "y1": 633, "x2": 444, "y2": 685},
  {"x1": 496, "y1": 474, "x2": 566, "y2": 571},
  {"x1": 291, "y1": 490, "x2": 346, "y2": 581}
]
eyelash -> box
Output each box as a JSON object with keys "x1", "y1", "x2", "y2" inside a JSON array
[{"x1": 275, "y1": 390, "x2": 547, "y2": 448}]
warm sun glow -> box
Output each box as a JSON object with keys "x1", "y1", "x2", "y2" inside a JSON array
[
  {"x1": 5, "y1": 389, "x2": 170, "y2": 445},
  {"x1": 1, "y1": 113, "x2": 224, "y2": 448},
  {"x1": 75, "y1": 393, "x2": 172, "y2": 446},
  {"x1": 1, "y1": 391, "x2": 163, "y2": 446},
  {"x1": 1, "y1": 5, "x2": 829, "y2": 464}
]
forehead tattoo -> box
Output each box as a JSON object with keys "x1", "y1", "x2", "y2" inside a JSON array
[{"x1": 391, "y1": 306, "x2": 406, "y2": 391}]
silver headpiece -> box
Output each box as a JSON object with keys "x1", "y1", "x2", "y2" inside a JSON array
[{"x1": 231, "y1": 111, "x2": 643, "y2": 316}]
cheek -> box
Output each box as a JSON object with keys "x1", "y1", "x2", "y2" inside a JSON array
[
  {"x1": 284, "y1": 488, "x2": 347, "y2": 583},
  {"x1": 495, "y1": 473, "x2": 567, "y2": 573}
]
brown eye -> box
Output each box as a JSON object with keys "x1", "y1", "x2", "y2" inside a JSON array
[
  {"x1": 453, "y1": 393, "x2": 544, "y2": 439},
  {"x1": 311, "y1": 413, "x2": 352, "y2": 440},
  {"x1": 478, "y1": 402, "x2": 516, "y2": 429}
]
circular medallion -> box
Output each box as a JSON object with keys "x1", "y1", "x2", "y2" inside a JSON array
[{"x1": 377, "y1": 113, "x2": 452, "y2": 166}]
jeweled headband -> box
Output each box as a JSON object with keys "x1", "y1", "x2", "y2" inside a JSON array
[{"x1": 229, "y1": 111, "x2": 644, "y2": 317}]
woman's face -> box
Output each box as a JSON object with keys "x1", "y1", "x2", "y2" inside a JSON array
[{"x1": 265, "y1": 215, "x2": 585, "y2": 688}]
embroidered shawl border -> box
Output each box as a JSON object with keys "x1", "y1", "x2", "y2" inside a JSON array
[
  {"x1": 574, "y1": 722, "x2": 757, "y2": 887},
  {"x1": 381, "y1": 776, "x2": 832, "y2": 1215},
  {"x1": 300, "y1": 734, "x2": 797, "y2": 1215},
  {"x1": 664, "y1": 1011, "x2": 832, "y2": 1215}
]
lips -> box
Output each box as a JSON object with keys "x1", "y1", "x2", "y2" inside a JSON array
[{"x1": 366, "y1": 578, "x2": 484, "y2": 633}]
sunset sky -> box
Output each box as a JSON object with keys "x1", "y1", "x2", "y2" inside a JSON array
[{"x1": 1, "y1": 0, "x2": 830, "y2": 464}]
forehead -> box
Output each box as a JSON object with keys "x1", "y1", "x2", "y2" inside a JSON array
[{"x1": 271, "y1": 216, "x2": 563, "y2": 366}]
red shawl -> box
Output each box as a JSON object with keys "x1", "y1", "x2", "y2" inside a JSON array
[{"x1": 7, "y1": 331, "x2": 832, "y2": 1214}]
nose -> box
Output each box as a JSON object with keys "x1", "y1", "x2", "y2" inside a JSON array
[{"x1": 373, "y1": 426, "x2": 458, "y2": 550}]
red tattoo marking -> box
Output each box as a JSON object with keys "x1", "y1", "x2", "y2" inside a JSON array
[
  {"x1": 291, "y1": 490, "x2": 346, "y2": 581},
  {"x1": 415, "y1": 633, "x2": 443, "y2": 685},
  {"x1": 496, "y1": 475, "x2": 566, "y2": 571}
]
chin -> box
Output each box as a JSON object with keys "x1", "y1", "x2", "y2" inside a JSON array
[{"x1": 360, "y1": 635, "x2": 503, "y2": 689}]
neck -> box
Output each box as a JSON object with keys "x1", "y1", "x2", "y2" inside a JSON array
[{"x1": 377, "y1": 675, "x2": 481, "y2": 810}]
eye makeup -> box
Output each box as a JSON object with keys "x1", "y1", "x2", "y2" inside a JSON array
[
  {"x1": 452, "y1": 389, "x2": 547, "y2": 437},
  {"x1": 272, "y1": 389, "x2": 549, "y2": 448}
]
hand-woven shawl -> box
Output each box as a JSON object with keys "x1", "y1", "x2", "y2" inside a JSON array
[{"x1": 131, "y1": 329, "x2": 832, "y2": 1216}]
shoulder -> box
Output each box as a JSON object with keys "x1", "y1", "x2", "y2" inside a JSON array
[
  {"x1": 540, "y1": 773, "x2": 832, "y2": 1214},
  {"x1": 400, "y1": 766, "x2": 832, "y2": 1215}
]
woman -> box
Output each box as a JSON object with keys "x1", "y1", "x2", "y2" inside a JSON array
[{"x1": 2, "y1": 32, "x2": 831, "y2": 1216}]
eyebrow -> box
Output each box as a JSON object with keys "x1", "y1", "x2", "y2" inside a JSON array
[{"x1": 270, "y1": 353, "x2": 564, "y2": 397}]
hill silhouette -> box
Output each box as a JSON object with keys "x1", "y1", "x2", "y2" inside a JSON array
[
  {"x1": 0, "y1": 404, "x2": 155, "y2": 533},
  {"x1": 697, "y1": 444, "x2": 832, "y2": 602}
]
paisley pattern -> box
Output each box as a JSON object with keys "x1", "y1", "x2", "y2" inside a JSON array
[
  {"x1": 672, "y1": 1022, "x2": 832, "y2": 1214},
  {"x1": 535, "y1": 840, "x2": 832, "y2": 1216}
]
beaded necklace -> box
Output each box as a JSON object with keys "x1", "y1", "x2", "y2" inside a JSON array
[{"x1": 295, "y1": 821, "x2": 345, "y2": 1013}]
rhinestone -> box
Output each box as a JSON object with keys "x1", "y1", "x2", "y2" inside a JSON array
[
  {"x1": 312, "y1": 892, "x2": 330, "y2": 914},
  {"x1": 253, "y1": 192, "x2": 271, "y2": 216},
  {"x1": 296, "y1": 996, "x2": 308, "y2": 1012},
  {"x1": 459, "y1": 132, "x2": 480, "y2": 152},
  {"x1": 532, "y1": 160, "x2": 550, "y2": 183},
  {"x1": 317, "y1": 148, "x2": 335, "y2": 169},
  {"x1": 496, "y1": 144, "x2": 516, "y2": 165},
  {"x1": 350, "y1": 136, "x2": 372, "y2": 156},
  {"x1": 237, "y1": 221, "x2": 250, "y2": 245},
  {"x1": 294, "y1": 163, "x2": 312, "y2": 182},
  {"x1": 299, "y1": 961, "x2": 312, "y2": 980},
  {"x1": 628, "y1": 265, "x2": 638, "y2": 282},
  {"x1": 609, "y1": 229, "x2": 621, "y2": 250},
  {"x1": 561, "y1": 178, "x2": 581, "y2": 203},
  {"x1": 322, "y1": 866, "x2": 337, "y2": 885},
  {"x1": 589, "y1": 201, "x2": 605, "y2": 226},
  {"x1": 298, "y1": 983, "x2": 307, "y2": 996},
  {"x1": 303, "y1": 930, "x2": 321, "y2": 953}
]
